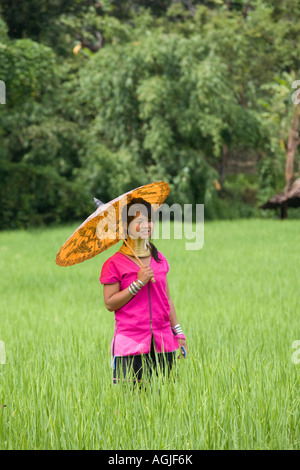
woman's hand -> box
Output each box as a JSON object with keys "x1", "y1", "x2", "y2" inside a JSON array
[
  {"x1": 137, "y1": 265, "x2": 155, "y2": 285},
  {"x1": 177, "y1": 337, "x2": 188, "y2": 359}
]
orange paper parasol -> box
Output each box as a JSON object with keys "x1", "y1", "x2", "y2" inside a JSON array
[{"x1": 55, "y1": 181, "x2": 170, "y2": 268}]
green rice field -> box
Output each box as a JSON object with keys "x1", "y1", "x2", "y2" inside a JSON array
[{"x1": 0, "y1": 218, "x2": 299, "y2": 449}]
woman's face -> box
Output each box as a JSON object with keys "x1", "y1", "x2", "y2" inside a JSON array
[{"x1": 128, "y1": 211, "x2": 154, "y2": 240}]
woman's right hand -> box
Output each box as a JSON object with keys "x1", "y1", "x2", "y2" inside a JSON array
[{"x1": 137, "y1": 265, "x2": 155, "y2": 285}]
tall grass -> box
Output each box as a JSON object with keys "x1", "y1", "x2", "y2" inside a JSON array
[{"x1": 0, "y1": 219, "x2": 299, "y2": 449}]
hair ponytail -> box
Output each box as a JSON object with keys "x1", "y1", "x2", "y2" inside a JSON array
[{"x1": 148, "y1": 239, "x2": 162, "y2": 263}]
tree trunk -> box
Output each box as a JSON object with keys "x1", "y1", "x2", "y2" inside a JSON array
[
  {"x1": 284, "y1": 106, "x2": 300, "y2": 194},
  {"x1": 183, "y1": 0, "x2": 196, "y2": 16},
  {"x1": 242, "y1": 1, "x2": 251, "y2": 19},
  {"x1": 220, "y1": 144, "x2": 228, "y2": 186},
  {"x1": 280, "y1": 201, "x2": 288, "y2": 220}
]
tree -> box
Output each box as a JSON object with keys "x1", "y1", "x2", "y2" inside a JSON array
[{"x1": 2, "y1": 1, "x2": 300, "y2": 228}]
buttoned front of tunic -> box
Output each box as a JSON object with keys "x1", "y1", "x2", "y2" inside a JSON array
[{"x1": 99, "y1": 251, "x2": 180, "y2": 358}]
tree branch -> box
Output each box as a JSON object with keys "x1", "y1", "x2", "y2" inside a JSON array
[
  {"x1": 76, "y1": 31, "x2": 103, "y2": 52},
  {"x1": 242, "y1": 0, "x2": 251, "y2": 19}
]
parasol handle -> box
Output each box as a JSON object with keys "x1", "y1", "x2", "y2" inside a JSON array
[{"x1": 122, "y1": 238, "x2": 155, "y2": 283}]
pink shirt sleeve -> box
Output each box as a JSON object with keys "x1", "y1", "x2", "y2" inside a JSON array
[
  {"x1": 165, "y1": 257, "x2": 170, "y2": 273},
  {"x1": 158, "y1": 251, "x2": 170, "y2": 273},
  {"x1": 99, "y1": 257, "x2": 120, "y2": 284}
]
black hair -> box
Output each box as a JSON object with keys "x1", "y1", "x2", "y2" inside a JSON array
[{"x1": 121, "y1": 197, "x2": 162, "y2": 263}]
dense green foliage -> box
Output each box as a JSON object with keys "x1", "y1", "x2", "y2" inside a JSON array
[{"x1": 1, "y1": 0, "x2": 300, "y2": 227}]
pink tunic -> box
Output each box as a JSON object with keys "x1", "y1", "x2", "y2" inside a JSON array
[{"x1": 99, "y1": 251, "x2": 180, "y2": 358}]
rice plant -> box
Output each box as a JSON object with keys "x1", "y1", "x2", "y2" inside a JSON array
[{"x1": 0, "y1": 219, "x2": 299, "y2": 449}]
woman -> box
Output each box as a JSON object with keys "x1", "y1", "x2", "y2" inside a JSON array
[{"x1": 99, "y1": 197, "x2": 188, "y2": 385}]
